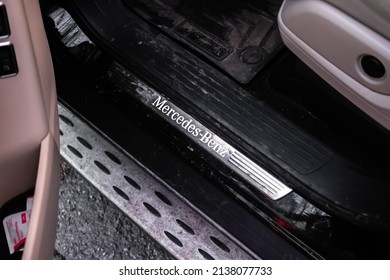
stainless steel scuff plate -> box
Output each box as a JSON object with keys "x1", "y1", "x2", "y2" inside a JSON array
[{"x1": 58, "y1": 103, "x2": 256, "y2": 260}]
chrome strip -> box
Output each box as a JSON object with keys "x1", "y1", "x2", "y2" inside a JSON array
[
  {"x1": 120, "y1": 71, "x2": 293, "y2": 200},
  {"x1": 229, "y1": 152, "x2": 292, "y2": 199}
]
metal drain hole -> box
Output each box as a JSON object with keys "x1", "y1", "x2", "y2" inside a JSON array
[
  {"x1": 155, "y1": 191, "x2": 172, "y2": 206},
  {"x1": 105, "y1": 151, "x2": 121, "y2": 165},
  {"x1": 59, "y1": 114, "x2": 74, "y2": 127},
  {"x1": 59, "y1": 129, "x2": 64, "y2": 136},
  {"x1": 94, "y1": 160, "x2": 110, "y2": 174},
  {"x1": 124, "y1": 176, "x2": 141, "y2": 190},
  {"x1": 67, "y1": 145, "x2": 83, "y2": 158},
  {"x1": 77, "y1": 136, "x2": 92, "y2": 150},
  {"x1": 143, "y1": 202, "x2": 161, "y2": 217},
  {"x1": 210, "y1": 236, "x2": 230, "y2": 253},
  {"x1": 198, "y1": 249, "x2": 215, "y2": 260},
  {"x1": 112, "y1": 186, "x2": 129, "y2": 201},
  {"x1": 164, "y1": 231, "x2": 183, "y2": 247},
  {"x1": 176, "y1": 219, "x2": 195, "y2": 235}
]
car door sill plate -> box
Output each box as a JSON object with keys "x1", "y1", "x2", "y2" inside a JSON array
[
  {"x1": 130, "y1": 76, "x2": 292, "y2": 201},
  {"x1": 58, "y1": 103, "x2": 255, "y2": 260}
]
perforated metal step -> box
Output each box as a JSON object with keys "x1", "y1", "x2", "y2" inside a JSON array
[{"x1": 58, "y1": 103, "x2": 256, "y2": 260}]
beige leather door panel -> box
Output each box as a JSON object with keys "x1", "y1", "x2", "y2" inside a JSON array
[{"x1": 0, "y1": 0, "x2": 60, "y2": 259}]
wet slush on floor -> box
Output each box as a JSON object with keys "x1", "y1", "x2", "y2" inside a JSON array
[{"x1": 55, "y1": 160, "x2": 174, "y2": 260}]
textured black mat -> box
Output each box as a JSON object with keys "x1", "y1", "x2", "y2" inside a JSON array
[{"x1": 124, "y1": 0, "x2": 284, "y2": 83}]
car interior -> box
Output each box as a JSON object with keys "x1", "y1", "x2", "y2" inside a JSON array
[{"x1": 1, "y1": 0, "x2": 389, "y2": 259}]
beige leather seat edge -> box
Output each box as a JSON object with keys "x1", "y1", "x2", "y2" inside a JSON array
[
  {"x1": 278, "y1": 0, "x2": 390, "y2": 130},
  {"x1": 325, "y1": 0, "x2": 390, "y2": 41}
]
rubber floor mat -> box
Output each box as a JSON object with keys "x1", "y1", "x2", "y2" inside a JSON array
[{"x1": 123, "y1": 0, "x2": 284, "y2": 84}]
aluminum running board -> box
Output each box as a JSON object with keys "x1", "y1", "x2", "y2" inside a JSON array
[{"x1": 58, "y1": 103, "x2": 256, "y2": 260}]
